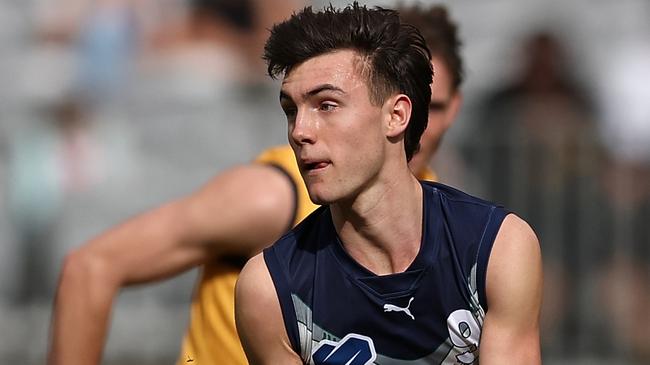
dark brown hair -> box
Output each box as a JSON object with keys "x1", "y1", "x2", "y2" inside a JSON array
[
  {"x1": 263, "y1": 2, "x2": 433, "y2": 161},
  {"x1": 399, "y1": 4, "x2": 463, "y2": 91}
]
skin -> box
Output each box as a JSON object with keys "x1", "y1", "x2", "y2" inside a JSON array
[
  {"x1": 47, "y1": 46, "x2": 477, "y2": 365},
  {"x1": 280, "y1": 51, "x2": 391, "y2": 206},
  {"x1": 236, "y1": 50, "x2": 542, "y2": 364},
  {"x1": 281, "y1": 50, "x2": 422, "y2": 274},
  {"x1": 408, "y1": 56, "x2": 462, "y2": 175},
  {"x1": 480, "y1": 214, "x2": 543, "y2": 363},
  {"x1": 238, "y1": 48, "x2": 422, "y2": 363},
  {"x1": 47, "y1": 165, "x2": 295, "y2": 365}
]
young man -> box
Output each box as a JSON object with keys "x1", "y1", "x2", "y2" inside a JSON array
[
  {"x1": 235, "y1": 3, "x2": 542, "y2": 364},
  {"x1": 48, "y1": 4, "x2": 469, "y2": 365}
]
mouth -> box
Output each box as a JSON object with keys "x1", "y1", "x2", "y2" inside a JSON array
[{"x1": 301, "y1": 159, "x2": 331, "y2": 174}]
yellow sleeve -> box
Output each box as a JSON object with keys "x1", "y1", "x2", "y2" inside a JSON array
[{"x1": 254, "y1": 145, "x2": 320, "y2": 225}]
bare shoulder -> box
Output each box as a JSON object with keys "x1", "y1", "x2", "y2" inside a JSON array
[
  {"x1": 235, "y1": 253, "x2": 276, "y2": 338},
  {"x1": 487, "y1": 213, "x2": 542, "y2": 297},
  {"x1": 494, "y1": 214, "x2": 539, "y2": 254},
  {"x1": 236, "y1": 253, "x2": 274, "y2": 298},
  {"x1": 236, "y1": 253, "x2": 301, "y2": 364}
]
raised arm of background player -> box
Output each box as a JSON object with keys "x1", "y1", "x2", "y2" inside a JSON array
[{"x1": 47, "y1": 164, "x2": 296, "y2": 365}]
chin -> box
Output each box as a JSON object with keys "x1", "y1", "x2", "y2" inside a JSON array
[
  {"x1": 306, "y1": 185, "x2": 339, "y2": 205},
  {"x1": 307, "y1": 191, "x2": 332, "y2": 206}
]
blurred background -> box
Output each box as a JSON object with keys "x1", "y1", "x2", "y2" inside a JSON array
[{"x1": 0, "y1": 0, "x2": 648, "y2": 364}]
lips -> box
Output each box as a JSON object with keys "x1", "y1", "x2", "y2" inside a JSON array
[{"x1": 300, "y1": 159, "x2": 331, "y2": 173}]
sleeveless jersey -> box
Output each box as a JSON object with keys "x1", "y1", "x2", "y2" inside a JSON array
[
  {"x1": 176, "y1": 145, "x2": 436, "y2": 365},
  {"x1": 264, "y1": 181, "x2": 509, "y2": 365}
]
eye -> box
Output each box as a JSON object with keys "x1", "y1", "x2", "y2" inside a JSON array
[
  {"x1": 319, "y1": 102, "x2": 337, "y2": 112},
  {"x1": 429, "y1": 101, "x2": 448, "y2": 113}
]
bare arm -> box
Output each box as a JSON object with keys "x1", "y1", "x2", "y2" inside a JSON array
[
  {"x1": 47, "y1": 164, "x2": 295, "y2": 365},
  {"x1": 479, "y1": 214, "x2": 543, "y2": 364},
  {"x1": 235, "y1": 253, "x2": 302, "y2": 365}
]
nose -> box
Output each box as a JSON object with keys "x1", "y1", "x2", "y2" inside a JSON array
[{"x1": 290, "y1": 108, "x2": 317, "y2": 145}]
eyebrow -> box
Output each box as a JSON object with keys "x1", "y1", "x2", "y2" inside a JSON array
[
  {"x1": 280, "y1": 83, "x2": 346, "y2": 102},
  {"x1": 306, "y1": 84, "x2": 346, "y2": 97}
]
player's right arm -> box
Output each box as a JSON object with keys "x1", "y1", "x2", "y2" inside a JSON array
[
  {"x1": 47, "y1": 164, "x2": 296, "y2": 365},
  {"x1": 235, "y1": 253, "x2": 302, "y2": 365}
]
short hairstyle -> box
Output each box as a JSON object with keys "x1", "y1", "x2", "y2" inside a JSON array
[
  {"x1": 263, "y1": 2, "x2": 432, "y2": 162},
  {"x1": 399, "y1": 4, "x2": 464, "y2": 91}
]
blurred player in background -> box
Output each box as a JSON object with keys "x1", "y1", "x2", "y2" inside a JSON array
[{"x1": 48, "y1": 3, "x2": 465, "y2": 364}]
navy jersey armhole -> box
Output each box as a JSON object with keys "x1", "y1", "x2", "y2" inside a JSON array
[
  {"x1": 263, "y1": 247, "x2": 302, "y2": 355},
  {"x1": 476, "y1": 207, "x2": 510, "y2": 311}
]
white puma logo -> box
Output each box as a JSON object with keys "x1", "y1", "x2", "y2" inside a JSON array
[{"x1": 383, "y1": 297, "x2": 415, "y2": 320}]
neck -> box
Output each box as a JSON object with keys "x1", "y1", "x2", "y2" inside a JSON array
[{"x1": 331, "y1": 163, "x2": 423, "y2": 276}]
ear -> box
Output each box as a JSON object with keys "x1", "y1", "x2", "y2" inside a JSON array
[{"x1": 384, "y1": 94, "x2": 412, "y2": 138}]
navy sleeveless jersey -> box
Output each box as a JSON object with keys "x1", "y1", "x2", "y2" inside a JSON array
[{"x1": 264, "y1": 181, "x2": 510, "y2": 364}]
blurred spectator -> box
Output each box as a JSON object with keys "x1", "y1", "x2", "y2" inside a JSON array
[
  {"x1": 462, "y1": 30, "x2": 607, "y2": 356},
  {"x1": 594, "y1": 41, "x2": 650, "y2": 364},
  {"x1": 7, "y1": 0, "x2": 142, "y2": 304},
  {"x1": 466, "y1": 31, "x2": 599, "y2": 204},
  {"x1": 6, "y1": 99, "x2": 134, "y2": 303},
  {"x1": 36, "y1": 0, "x2": 140, "y2": 105},
  {"x1": 140, "y1": 0, "x2": 260, "y2": 91},
  {"x1": 6, "y1": 110, "x2": 65, "y2": 303},
  {"x1": 137, "y1": 0, "x2": 304, "y2": 88},
  {"x1": 124, "y1": 0, "x2": 302, "y2": 179}
]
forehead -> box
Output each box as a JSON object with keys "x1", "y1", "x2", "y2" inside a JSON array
[
  {"x1": 281, "y1": 49, "x2": 367, "y2": 97},
  {"x1": 431, "y1": 56, "x2": 453, "y2": 100}
]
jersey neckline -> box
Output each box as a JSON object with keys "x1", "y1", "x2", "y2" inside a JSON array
[{"x1": 326, "y1": 182, "x2": 440, "y2": 282}]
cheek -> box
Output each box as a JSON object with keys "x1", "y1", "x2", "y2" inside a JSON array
[
  {"x1": 327, "y1": 105, "x2": 385, "y2": 163},
  {"x1": 340, "y1": 110, "x2": 383, "y2": 145},
  {"x1": 423, "y1": 117, "x2": 442, "y2": 140},
  {"x1": 333, "y1": 124, "x2": 383, "y2": 173}
]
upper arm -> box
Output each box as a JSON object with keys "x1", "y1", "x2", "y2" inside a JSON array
[
  {"x1": 181, "y1": 163, "x2": 296, "y2": 257},
  {"x1": 68, "y1": 163, "x2": 296, "y2": 286},
  {"x1": 479, "y1": 214, "x2": 543, "y2": 364},
  {"x1": 235, "y1": 253, "x2": 302, "y2": 365}
]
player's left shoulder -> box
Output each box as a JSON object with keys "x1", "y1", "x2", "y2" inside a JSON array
[
  {"x1": 493, "y1": 214, "x2": 540, "y2": 257},
  {"x1": 487, "y1": 214, "x2": 542, "y2": 301}
]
